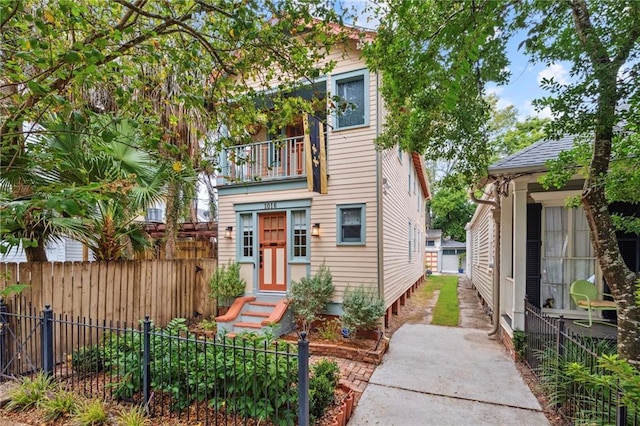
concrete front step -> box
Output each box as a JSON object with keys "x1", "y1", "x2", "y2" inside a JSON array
[
  {"x1": 247, "y1": 301, "x2": 278, "y2": 314},
  {"x1": 240, "y1": 311, "x2": 270, "y2": 323},
  {"x1": 216, "y1": 297, "x2": 292, "y2": 336}
]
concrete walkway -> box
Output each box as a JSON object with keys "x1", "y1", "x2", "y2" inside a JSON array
[{"x1": 348, "y1": 277, "x2": 549, "y2": 426}]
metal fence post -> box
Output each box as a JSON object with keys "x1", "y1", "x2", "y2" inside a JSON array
[
  {"x1": 617, "y1": 387, "x2": 627, "y2": 426},
  {"x1": 298, "y1": 332, "x2": 309, "y2": 426},
  {"x1": 41, "y1": 305, "x2": 54, "y2": 376},
  {"x1": 143, "y1": 316, "x2": 151, "y2": 412},
  {"x1": 557, "y1": 315, "x2": 565, "y2": 358}
]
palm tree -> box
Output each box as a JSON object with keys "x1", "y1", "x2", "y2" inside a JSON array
[{"x1": 0, "y1": 114, "x2": 166, "y2": 261}]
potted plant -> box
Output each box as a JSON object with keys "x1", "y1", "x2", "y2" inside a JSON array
[
  {"x1": 208, "y1": 261, "x2": 246, "y2": 315},
  {"x1": 458, "y1": 252, "x2": 466, "y2": 273}
]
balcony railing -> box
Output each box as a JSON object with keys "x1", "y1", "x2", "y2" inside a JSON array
[{"x1": 218, "y1": 136, "x2": 306, "y2": 185}]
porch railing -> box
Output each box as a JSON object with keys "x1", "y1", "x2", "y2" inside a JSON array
[
  {"x1": 523, "y1": 299, "x2": 636, "y2": 425},
  {"x1": 219, "y1": 136, "x2": 306, "y2": 184}
]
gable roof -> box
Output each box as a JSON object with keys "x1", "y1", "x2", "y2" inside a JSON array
[
  {"x1": 488, "y1": 135, "x2": 576, "y2": 176},
  {"x1": 412, "y1": 152, "x2": 431, "y2": 199}
]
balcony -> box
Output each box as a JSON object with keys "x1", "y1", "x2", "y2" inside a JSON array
[{"x1": 218, "y1": 136, "x2": 306, "y2": 185}]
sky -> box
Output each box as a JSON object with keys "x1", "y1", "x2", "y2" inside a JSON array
[{"x1": 340, "y1": 0, "x2": 568, "y2": 121}]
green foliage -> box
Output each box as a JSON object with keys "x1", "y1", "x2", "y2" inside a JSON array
[
  {"x1": 309, "y1": 359, "x2": 340, "y2": 422},
  {"x1": 208, "y1": 262, "x2": 246, "y2": 307},
  {"x1": 39, "y1": 389, "x2": 78, "y2": 421},
  {"x1": 534, "y1": 336, "x2": 617, "y2": 412},
  {"x1": 201, "y1": 334, "x2": 299, "y2": 425},
  {"x1": 72, "y1": 345, "x2": 106, "y2": 374},
  {"x1": 1, "y1": 0, "x2": 345, "y2": 262},
  {"x1": 288, "y1": 264, "x2": 335, "y2": 334},
  {"x1": 115, "y1": 405, "x2": 150, "y2": 426},
  {"x1": 199, "y1": 318, "x2": 217, "y2": 331},
  {"x1": 100, "y1": 318, "x2": 297, "y2": 424},
  {"x1": 341, "y1": 286, "x2": 385, "y2": 338},
  {"x1": 430, "y1": 278, "x2": 460, "y2": 327},
  {"x1": 429, "y1": 187, "x2": 475, "y2": 242},
  {"x1": 316, "y1": 318, "x2": 342, "y2": 341},
  {"x1": 512, "y1": 330, "x2": 527, "y2": 360},
  {"x1": 567, "y1": 354, "x2": 640, "y2": 423},
  {"x1": 72, "y1": 399, "x2": 109, "y2": 426},
  {"x1": 5, "y1": 372, "x2": 56, "y2": 411},
  {"x1": 0, "y1": 283, "x2": 29, "y2": 300},
  {"x1": 366, "y1": 0, "x2": 640, "y2": 362}
]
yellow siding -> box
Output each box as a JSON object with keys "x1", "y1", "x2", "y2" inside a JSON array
[
  {"x1": 218, "y1": 40, "x2": 380, "y2": 302},
  {"x1": 381, "y1": 147, "x2": 426, "y2": 309},
  {"x1": 468, "y1": 202, "x2": 494, "y2": 308}
]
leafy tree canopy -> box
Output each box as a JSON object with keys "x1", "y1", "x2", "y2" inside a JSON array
[
  {"x1": 366, "y1": 0, "x2": 640, "y2": 363},
  {"x1": 429, "y1": 187, "x2": 475, "y2": 242},
  {"x1": 1, "y1": 0, "x2": 345, "y2": 259}
]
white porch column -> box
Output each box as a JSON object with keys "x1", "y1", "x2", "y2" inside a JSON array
[
  {"x1": 499, "y1": 187, "x2": 513, "y2": 319},
  {"x1": 512, "y1": 180, "x2": 528, "y2": 330}
]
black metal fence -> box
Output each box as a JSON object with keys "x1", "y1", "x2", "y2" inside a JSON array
[
  {"x1": 524, "y1": 299, "x2": 638, "y2": 426},
  {"x1": 0, "y1": 301, "x2": 311, "y2": 426}
]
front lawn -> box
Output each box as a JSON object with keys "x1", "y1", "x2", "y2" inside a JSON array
[{"x1": 425, "y1": 275, "x2": 460, "y2": 326}]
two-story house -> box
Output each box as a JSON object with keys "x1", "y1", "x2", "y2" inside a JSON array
[{"x1": 215, "y1": 27, "x2": 430, "y2": 335}]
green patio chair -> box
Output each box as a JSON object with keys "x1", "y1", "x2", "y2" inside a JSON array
[{"x1": 569, "y1": 279, "x2": 617, "y2": 328}]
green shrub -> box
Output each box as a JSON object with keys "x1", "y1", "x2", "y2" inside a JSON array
[
  {"x1": 309, "y1": 359, "x2": 340, "y2": 422},
  {"x1": 316, "y1": 318, "x2": 341, "y2": 341},
  {"x1": 567, "y1": 353, "x2": 640, "y2": 423},
  {"x1": 288, "y1": 264, "x2": 334, "y2": 333},
  {"x1": 39, "y1": 389, "x2": 78, "y2": 421},
  {"x1": 72, "y1": 345, "x2": 106, "y2": 374},
  {"x1": 512, "y1": 329, "x2": 526, "y2": 360},
  {"x1": 116, "y1": 405, "x2": 150, "y2": 426},
  {"x1": 73, "y1": 399, "x2": 109, "y2": 425},
  {"x1": 6, "y1": 372, "x2": 56, "y2": 411},
  {"x1": 341, "y1": 286, "x2": 385, "y2": 338},
  {"x1": 209, "y1": 261, "x2": 246, "y2": 307}
]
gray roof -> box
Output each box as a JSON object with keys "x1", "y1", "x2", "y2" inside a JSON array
[
  {"x1": 488, "y1": 135, "x2": 576, "y2": 175},
  {"x1": 441, "y1": 239, "x2": 466, "y2": 249}
]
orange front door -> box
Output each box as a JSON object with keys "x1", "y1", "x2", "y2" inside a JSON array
[{"x1": 259, "y1": 212, "x2": 287, "y2": 292}]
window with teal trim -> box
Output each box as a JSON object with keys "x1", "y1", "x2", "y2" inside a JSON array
[
  {"x1": 337, "y1": 204, "x2": 365, "y2": 244},
  {"x1": 292, "y1": 210, "x2": 307, "y2": 258},
  {"x1": 333, "y1": 70, "x2": 368, "y2": 130},
  {"x1": 240, "y1": 214, "x2": 253, "y2": 258}
]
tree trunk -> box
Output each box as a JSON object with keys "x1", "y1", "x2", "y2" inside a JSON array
[
  {"x1": 582, "y1": 132, "x2": 640, "y2": 365},
  {"x1": 25, "y1": 244, "x2": 48, "y2": 262},
  {"x1": 163, "y1": 182, "x2": 178, "y2": 260}
]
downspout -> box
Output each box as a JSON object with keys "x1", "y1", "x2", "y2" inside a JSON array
[
  {"x1": 469, "y1": 184, "x2": 501, "y2": 336},
  {"x1": 375, "y1": 70, "x2": 384, "y2": 300}
]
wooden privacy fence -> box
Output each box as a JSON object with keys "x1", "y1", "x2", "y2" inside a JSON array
[{"x1": 0, "y1": 259, "x2": 217, "y2": 327}]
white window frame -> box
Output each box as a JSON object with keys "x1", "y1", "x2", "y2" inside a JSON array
[{"x1": 238, "y1": 213, "x2": 254, "y2": 261}]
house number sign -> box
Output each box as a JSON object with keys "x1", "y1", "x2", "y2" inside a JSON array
[{"x1": 264, "y1": 202, "x2": 277, "y2": 210}]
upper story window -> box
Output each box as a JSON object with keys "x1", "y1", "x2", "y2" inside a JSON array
[
  {"x1": 333, "y1": 69, "x2": 369, "y2": 130},
  {"x1": 427, "y1": 240, "x2": 435, "y2": 247},
  {"x1": 337, "y1": 204, "x2": 365, "y2": 245}
]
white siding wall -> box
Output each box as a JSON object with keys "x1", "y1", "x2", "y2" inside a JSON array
[
  {"x1": 217, "y1": 39, "x2": 379, "y2": 302},
  {"x1": 1, "y1": 238, "x2": 87, "y2": 263},
  {"x1": 381, "y1": 148, "x2": 426, "y2": 309},
  {"x1": 467, "y1": 202, "x2": 494, "y2": 308}
]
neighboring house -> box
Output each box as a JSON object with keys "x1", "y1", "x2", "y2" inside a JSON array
[
  {"x1": 467, "y1": 136, "x2": 640, "y2": 349},
  {"x1": 215, "y1": 27, "x2": 430, "y2": 335},
  {"x1": 425, "y1": 229, "x2": 466, "y2": 273},
  {"x1": 1, "y1": 238, "x2": 88, "y2": 263},
  {"x1": 425, "y1": 229, "x2": 441, "y2": 273}
]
